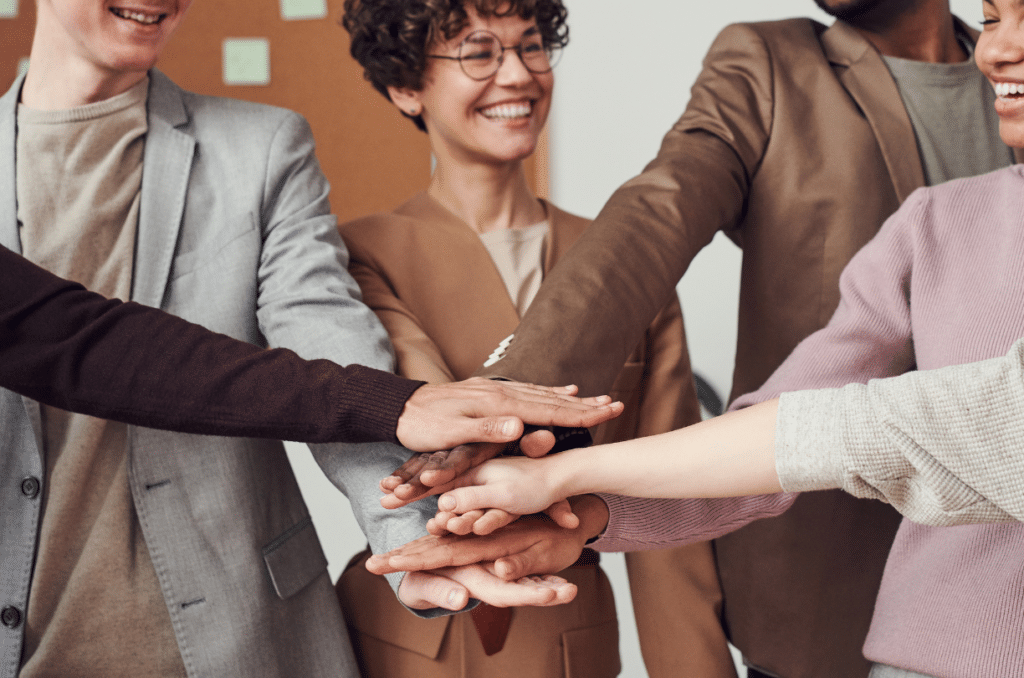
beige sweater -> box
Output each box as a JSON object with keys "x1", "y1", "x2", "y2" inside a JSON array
[{"x1": 777, "y1": 335, "x2": 1024, "y2": 526}]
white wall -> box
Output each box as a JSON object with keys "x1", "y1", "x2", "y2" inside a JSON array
[{"x1": 291, "y1": 2, "x2": 983, "y2": 677}]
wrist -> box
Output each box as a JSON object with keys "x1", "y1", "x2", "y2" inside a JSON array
[
  {"x1": 547, "y1": 447, "x2": 587, "y2": 500},
  {"x1": 568, "y1": 494, "x2": 610, "y2": 542}
]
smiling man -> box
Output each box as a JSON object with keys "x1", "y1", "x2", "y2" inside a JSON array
[{"x1": 0, "y1": 1, "x2": 592, "y2": 676}]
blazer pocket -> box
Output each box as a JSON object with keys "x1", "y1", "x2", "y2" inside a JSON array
[
  {"x1": 562, "y1": 619, "x2": 621, "y2": 678},
  {"x1": 262, "y1": 516, "x2": 329, "y2": 600},
  {"x1": 170, "y1": 212, "x2": 259, "y2": 280},
  {"x1": 338, "y1": 550, "x2": 451, "y2": 659}
]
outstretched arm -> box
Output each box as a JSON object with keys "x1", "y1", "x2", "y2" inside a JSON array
[
  {"x1": 0, "y1": 243, "x2": 620, "y2": 448},
  {"x1": 432, "y1": 401, "x2": 783, "y2": 518}
]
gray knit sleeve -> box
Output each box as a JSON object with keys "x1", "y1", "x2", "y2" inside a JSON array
[{"x1": 775, "y1": 339, "x2": 1024, "y2": 525}]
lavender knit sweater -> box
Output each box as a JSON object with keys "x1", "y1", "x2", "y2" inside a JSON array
[{"x1": 592, "y1": 165, "x2": 1024, "y2": 678}]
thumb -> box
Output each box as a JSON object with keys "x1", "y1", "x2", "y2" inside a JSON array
[
  {"x1": 494, "y1": 545, "x2": 548, "y2": 581},
  {"x1": 438, "y1": 484, "x2": 503, "y2": 514},
  {"x1": 457, "y1": 416, "x2": 524, "y2": 446},
  {"x1": 544, "y1": 499, "x2": 580, "y2": 530},
  {"x1": 399, "y1": 572, "x2": 470, "y2": 611}
]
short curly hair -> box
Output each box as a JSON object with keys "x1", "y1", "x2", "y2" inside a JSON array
[{"x1": 342, "y1": 0, "x2": 569, "y2": 131}]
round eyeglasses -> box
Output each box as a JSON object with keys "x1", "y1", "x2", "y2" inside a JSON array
[{"x1": 427, "y1": 29, "x2": 561, "y2": 81}]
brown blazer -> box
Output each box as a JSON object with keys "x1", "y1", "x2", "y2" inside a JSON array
[
  {"x1": 337, "y1": 193, "x2": 731, "y2": 677},
  {"x1": 478, "y1": 18, "x2": 1024, "y2": 678}
]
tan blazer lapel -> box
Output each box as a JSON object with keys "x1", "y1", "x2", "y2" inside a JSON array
[
  {"x1": 541, "y1": 200, "x2": 585, "y2": 275},
  {"x1": 822, "y1": 21, "x2": 925, "y2": 203},
  {"x1": 394, "y1": 193, "x2": 521, "y2": 380}
]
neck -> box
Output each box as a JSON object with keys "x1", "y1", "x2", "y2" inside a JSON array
[
  {"x1": 846, "y1": 0, "x2": 965, "y2": 63},
  {"x1": 20, "y1": 24, "x2": 147, "y2": 110},
  {"x1": 427, "y1": 157, "x2": 545, "y2": 234}
]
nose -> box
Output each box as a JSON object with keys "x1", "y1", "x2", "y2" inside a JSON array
[
  {"x1": 977, "y1": 21, "x2": 1024, "y2": 72},
  {"x1": 494, "y1": 47, "x2": 534, "y2": 86}
]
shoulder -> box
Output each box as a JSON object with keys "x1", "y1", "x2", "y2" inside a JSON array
[
  {"x1": 545, "y1": 201, "x2": 590, "y2": 232},
  {"x1": 150, "y1": 71, "x2": 309, "y2": 144},
  {"x1": 338, "y1": 208, "x2": 424, "y2": 264},
  {"x1": 906, "y1": 166, "x2": 1024, "y2": 220},
  {"x1": 712, "y1": 19, "x2": 827, "y2": 55}
]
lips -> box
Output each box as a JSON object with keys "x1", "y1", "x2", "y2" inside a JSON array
[{"x1": 109, "y1": 7, "x2": 167, "y2": 25}]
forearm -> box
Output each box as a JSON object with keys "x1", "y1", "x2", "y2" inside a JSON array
[
  {"x1": 550, "y1": 401, "x2": 783, "y2": 500},
  {"x1": 777, "y1": 347, "x2": 1024, "y2": 524},
  {"x1": 0, "y1": 245, "x2": 421, "y2": 441},
  {"x1": 478, "y1": 131, "x2": 746, "y2": 395}
]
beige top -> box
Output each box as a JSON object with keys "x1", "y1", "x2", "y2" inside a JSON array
[
  {"x1": 16, "y1": 77, "x2": 187, "y2": 678},
  {"x1": 476, "y1": 221, "x2": 548, "y2": 317}
]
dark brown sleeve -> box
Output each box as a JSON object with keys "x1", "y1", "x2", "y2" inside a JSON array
[
  {"x1": 0, "y1": 244, "x2": 422, "y2": 442},
  {"x1": 478, "y1": 23, "x2": 774, "y2": 396}
]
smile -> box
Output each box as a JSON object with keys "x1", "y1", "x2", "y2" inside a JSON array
[
  {"x1": 993, "y1": 82, "x2": 1024, "y2": 99},
  {"x1": 480, "y1": 101, "x2": 533, "y2": 121},
  {"x1": 110, "y1": 7, "x2": 167, "y2": 25}
]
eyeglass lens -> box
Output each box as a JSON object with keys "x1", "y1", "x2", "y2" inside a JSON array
[{"x1": 458, "y1": 31, "x2": 556, "y2": 80}]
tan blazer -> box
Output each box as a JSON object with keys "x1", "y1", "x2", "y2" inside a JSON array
[
  {"x1": 337, "y1": 193, "x2": 732, "y2": 677},
  {"x1": 479, "y1": 18, "x2": 1024, "y2": 678}
]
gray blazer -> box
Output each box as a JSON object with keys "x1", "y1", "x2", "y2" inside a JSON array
[{"x1": 0, "y1": 71, "x2": 432, "y2": 677}]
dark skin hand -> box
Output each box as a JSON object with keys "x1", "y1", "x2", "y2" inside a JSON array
[{"x1": 394, "y1": 378, "x2": 622, "y2": 453}]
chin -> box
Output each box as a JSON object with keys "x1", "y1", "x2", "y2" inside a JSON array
[{"x1": 999, "y1": 122, "x2": 1024, "y2": 150}]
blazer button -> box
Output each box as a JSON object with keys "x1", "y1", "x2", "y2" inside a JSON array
[
  {"x1": 1, "y1": 606, "x2": 21, "y2": 628},
  {"x1": 21, "y1": 477, "x2": 40, "y2": 499}
]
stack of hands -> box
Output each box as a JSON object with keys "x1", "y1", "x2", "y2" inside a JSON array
[
  {"x1": 374, "y1": 383, "x2": 621, "y2": 611},
  {"x1": 376, "y1": 391, "x2": 784, "y2": 611}
]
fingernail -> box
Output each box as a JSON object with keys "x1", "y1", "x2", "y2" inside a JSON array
[
  {"x1": 501, "y1": 419, "x2": 517, "y2": 437},
  {"x1": 439, "y1": 495, "x2": 455, "y2": 511},
  {"x1": 447, "y1": 590, "x2": 464, "y2": 608}
]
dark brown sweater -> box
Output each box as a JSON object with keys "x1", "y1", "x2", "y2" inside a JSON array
[{"x1": 1, "y1": 244, "x2": 422, "y2": 443}]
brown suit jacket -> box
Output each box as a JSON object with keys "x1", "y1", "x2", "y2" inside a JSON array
[
  {"x1": 478, "y1": 18, "x2": 1024, "y2": 678},
  {"x1": 337, "y1": 193, "x2": 732, "y2": 677}
]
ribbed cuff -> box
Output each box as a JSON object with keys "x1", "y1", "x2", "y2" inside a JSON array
[
  {"x1": 335, "y1": 366, "x2": 425, "y2": 443},
  {"x1": 775, "y1": 388, "x2": 848, "y2": 492}
]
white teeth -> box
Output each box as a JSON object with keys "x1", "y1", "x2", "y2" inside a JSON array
[
  {"x1": 995, "y1": 82, "x2": 1024, "y2": 98},
  {"x1": 111, "y1": 7, "x2": 164, "y2": 24},
  {"x1": 480, "y1": 102, "x2": 532, "y2": 120}
]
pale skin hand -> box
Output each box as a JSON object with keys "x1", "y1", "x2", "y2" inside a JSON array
[
  {"x1": 426, "y1": 498, "x2": 578, "y2": 536},
  {"x1": 393, "y1": 377, "x2": 623, "y2": 453},
  {"x1": 396, "y1": 562, "x2": 577, "y2": 610},
  {"x1": 428, "y1": 400, "x2": 785, "y2": 529},
  {"x1": 374, "y1": 496, "x2": 610, "y2": 581}
]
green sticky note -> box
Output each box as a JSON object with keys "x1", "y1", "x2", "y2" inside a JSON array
[
  {"x1": 223, "y1": 38, "x2": 270, "y2": 86},
  {"x1": 0, "y1": 0, "x2": 18, "y2": 19},
  {"x1": 280, "y1": 0, "x2": 327, "y2": 20}
]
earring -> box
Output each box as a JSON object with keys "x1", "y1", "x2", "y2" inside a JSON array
[{"x1": 407, "y1": 106, "x2": 422, "y2": 116}]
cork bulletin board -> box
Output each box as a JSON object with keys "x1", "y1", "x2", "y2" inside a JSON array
[{"x1": 0, "y1": 0, "x2": 547, "y2": 224}]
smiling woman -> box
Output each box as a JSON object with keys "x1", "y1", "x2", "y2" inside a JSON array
[{"x1": 333, "y1": 1, "x2": 730, "y2": 677}]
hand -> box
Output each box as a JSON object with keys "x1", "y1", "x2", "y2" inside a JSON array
[
  {"x1": 381, "y1": 419, "x2": 575, "y2": 508},
  {"x1": 416, "y1": 454, "x2": 566, "y2": 521},
  {"x1": 372, "y1": 497, "x2": 610, "y2": 581},
  {"x1": 394, "y1": 377, "x2": 622, "y2": 453},
  {"x1": 395, "y1": 563, "x2": 577, "y2": 610},
  {"x1": 427, "y1": 500, "x2": 578, "y2": 536}
]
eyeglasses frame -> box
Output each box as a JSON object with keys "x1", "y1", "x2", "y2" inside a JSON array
[{"x1": 425, "y1": 29, "x2": 561, "y2": 81}]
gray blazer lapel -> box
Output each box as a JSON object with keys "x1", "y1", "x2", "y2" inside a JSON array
[
  {"x1": 822, "y1": 21, "x2": 925, "y2": 204},
  {"x1": 0, "y1": 74, "x2": 23, "y2": 254},
  {"x1": 133, "y1": 70, "x2": 195, "y2": 308},
  {"x1": 1, "y1": 74, "x2": 44, "y2": 454}
]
